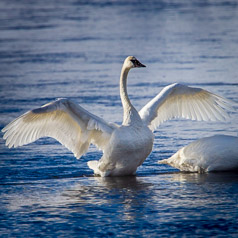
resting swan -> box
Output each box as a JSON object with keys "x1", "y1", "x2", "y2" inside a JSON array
[
  {"x1": 159, "y1": 135, "x2": 238, "y2": 173},
  {"x1": 2, "y1": 56, "x2": 233, "y2": 176}
]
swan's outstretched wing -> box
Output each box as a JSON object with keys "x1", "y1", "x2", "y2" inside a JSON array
[
  {"x1": 2, "y1": 98, "x2": 116, "y2": 158},
  {"x1": 139, "y1": 83, "x2": 233, "y2": 131}
]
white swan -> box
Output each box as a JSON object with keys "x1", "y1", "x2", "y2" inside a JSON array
[
  {"x1": 159, "y1": 135, "x2": 238, "y2": 173},
  {"x1": 2, "y1": 56, "x2": 233, "y2": 176}
]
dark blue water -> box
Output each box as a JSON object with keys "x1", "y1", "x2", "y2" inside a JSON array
[{"x1": 0, "y1": 0, "x2": 238, "y2": 237}]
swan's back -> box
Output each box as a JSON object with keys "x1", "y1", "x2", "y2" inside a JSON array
[{"x1": 159, "y1": 135, "x2": 238, "y2": 173}]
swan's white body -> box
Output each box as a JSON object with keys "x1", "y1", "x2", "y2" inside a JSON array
[
  {"x1": 2, "y1": 56, "x2": 233, "y2": 176},
  {"x1": 159, "y1": 135, "x2": 238, "y2": 173}
]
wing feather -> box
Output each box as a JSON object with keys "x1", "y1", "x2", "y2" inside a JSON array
[
  {"x1": 2, "y1": 98, "x2": 115, "y2": 159},
  {"x1": 139, "y1": 83, "x2": 233, "y2": 131}
]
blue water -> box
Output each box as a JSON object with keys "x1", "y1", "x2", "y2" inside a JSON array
[{"x1": 0, "y1": 0, "x2": 238, "y2": 237}]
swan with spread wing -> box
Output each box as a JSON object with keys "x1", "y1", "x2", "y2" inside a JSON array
[{"x1": 2, "y1": 56, "x2": 232, "y2": 176}]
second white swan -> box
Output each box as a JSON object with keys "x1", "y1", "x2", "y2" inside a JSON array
[
  {"x1": 2, "y1": 56, "x2": 232, "y2": 176},
  {"x1": 159, "y1": 135, "x2": 238, "y2": 173}
]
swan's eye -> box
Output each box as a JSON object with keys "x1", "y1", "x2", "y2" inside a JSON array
[{"x1": 131, "y1": 59, "x2": 137, "y2": 65}]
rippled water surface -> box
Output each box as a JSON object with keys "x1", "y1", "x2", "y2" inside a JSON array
[{"x1": 0, "y1": 0, "x2": 238, "y2": 237}]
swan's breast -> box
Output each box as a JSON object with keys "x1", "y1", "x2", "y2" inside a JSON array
[{"x1": 108, "y1": 125, "x2": 154, "y2": 164}]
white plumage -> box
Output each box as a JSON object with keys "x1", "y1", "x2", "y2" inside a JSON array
[
  {"x1": 3, "y1": 99, "x2": 113, "y2": 159},
  {"x1": 139, "y1": 83, "x2": 232, "y2": 131},
  {"x1": 2, "y1": 56, "x2": 233, "y2": 176},
  {"x1": 159, "y1": 135, "x2": 238, "y2": 173}
]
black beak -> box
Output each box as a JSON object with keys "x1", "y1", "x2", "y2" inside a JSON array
[{"x1": 135, "y1": 60, "x2": 146, "y2": 68}]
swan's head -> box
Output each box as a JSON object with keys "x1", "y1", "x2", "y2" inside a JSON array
[{"x1": 123, "y1": 56, "x2": 146, "y2": 69}]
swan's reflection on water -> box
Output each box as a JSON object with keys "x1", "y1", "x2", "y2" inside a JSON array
[
  {"x1": 94, "y1": 175, "x2": 152, "y2": 189},
  {"x1": 169, "y1": 171, "x2": 238, "y2": 184},
  {"x1": 5, "y1": 172, "x2": 238, "y2": 213},
  {"x1": 151, "y1": 171, "x2": 238, "y2": 217},
  {"x1": 5, "y1": 176, "x2": 154, "y2": 221},
  {"x1": 3, "y1": 172, "x2": 238, "y2": 236},
  {"x1": 61, "y1": 176, "x2": 154, "y2": 222}
]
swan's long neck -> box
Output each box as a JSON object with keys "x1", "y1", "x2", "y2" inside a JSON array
[{"x1": 120, "y1": 66, "x2": 142, "y2": 125}]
